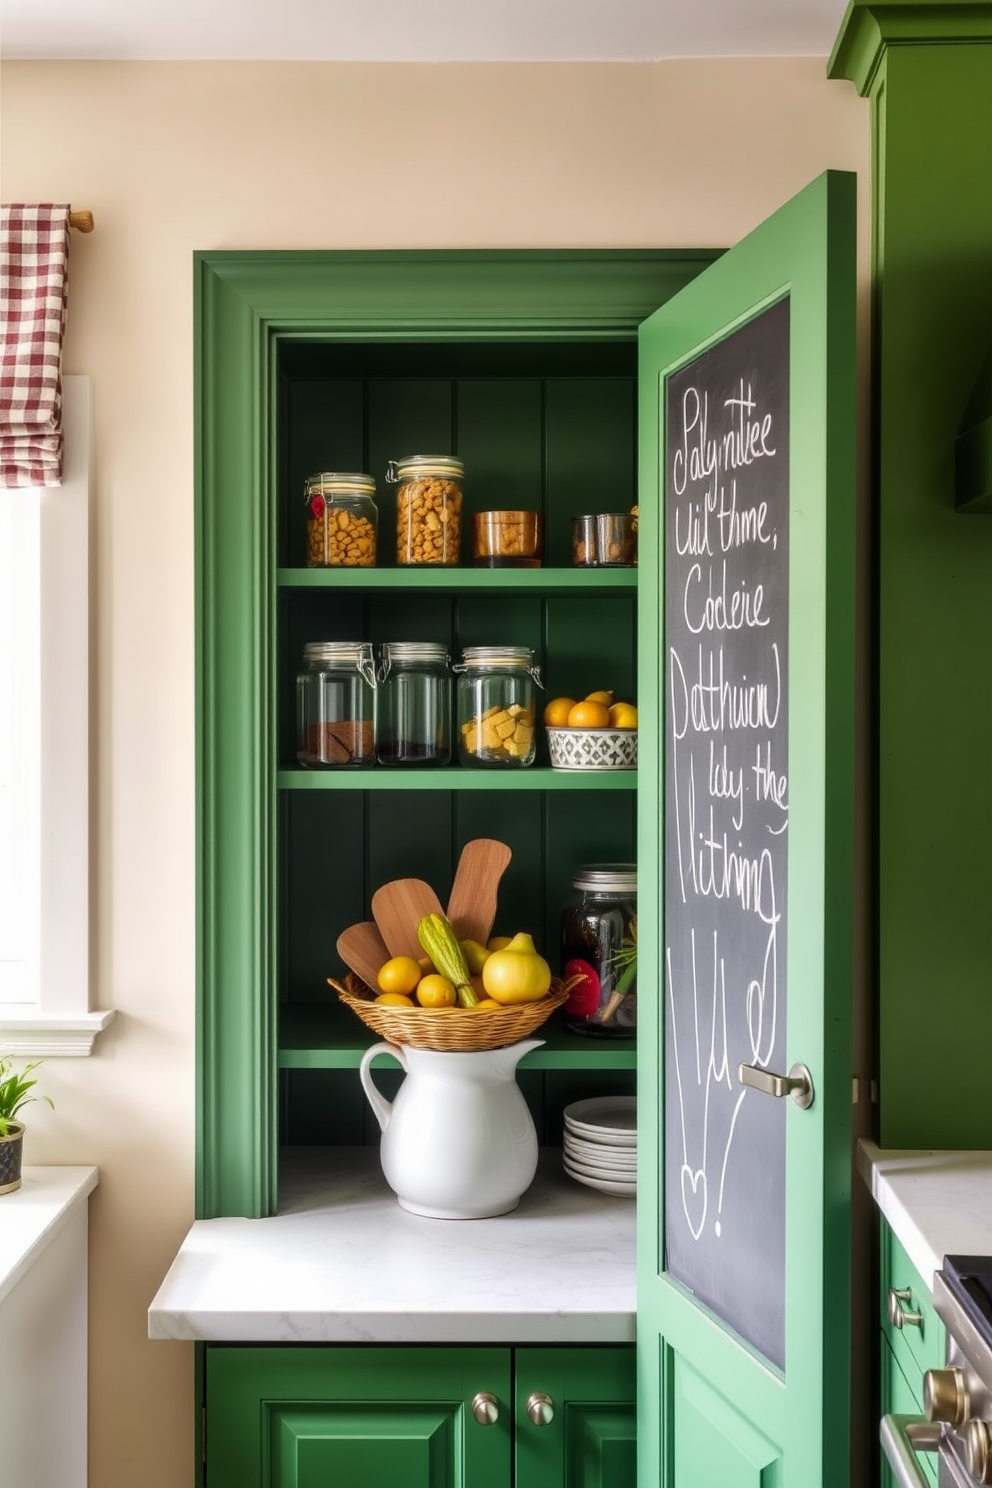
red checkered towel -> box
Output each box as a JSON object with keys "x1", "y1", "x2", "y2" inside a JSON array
[{"x1": 0, "y1": 204, "x2": 71, "y2": 488}]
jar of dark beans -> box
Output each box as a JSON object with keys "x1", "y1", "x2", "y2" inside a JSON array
[{"x1": 560, "y1": 864, "x2": 637, "y2": 1035}]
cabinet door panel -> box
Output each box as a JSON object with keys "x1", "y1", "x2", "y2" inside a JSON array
[
  {"x1": 880, "y1": 1336, "x2": 938, "y2": 1488},
  {"x1": 206, "y1": 1345, "x2": 510, "y2": 1488},
  {"x1": 515, "y1": 1346, "x2": 635, "y2": 1488}
]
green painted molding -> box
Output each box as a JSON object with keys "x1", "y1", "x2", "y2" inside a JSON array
[{"x1": 829, "y1": 0, "x2": 992, "y2": 94}]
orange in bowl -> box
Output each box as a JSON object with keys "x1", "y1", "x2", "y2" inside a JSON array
[
  {"x1": 543, "y1": 696, "x2": 577, "y2": 727},
  {"x1": 567, "y1": 699, "x2": 611, "y2": 729}
]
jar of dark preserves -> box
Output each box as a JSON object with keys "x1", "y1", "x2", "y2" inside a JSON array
[{"x1": 560, "y1": 864, "x2": 637, "y2": 1036}]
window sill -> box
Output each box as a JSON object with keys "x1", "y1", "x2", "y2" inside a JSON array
[{"x1": 0, "y1": 1010, "x2": 115, "y2": 1057}]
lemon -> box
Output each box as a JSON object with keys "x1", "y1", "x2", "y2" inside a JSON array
[
  {"x1": 567, "y1": 699, "x2": 611, "y2": 729},
  {"x1": 374, "y1": 992, "x2": 415, "y2": 1007},
  {"x1": 415, "y1": 974, "x2": 457, "y2": 1008},
  {"x1": 487, "y1": 935, "x2": 512, "y2": 952},
  {"x1": 608, "y1": 701, "x2": 638, "y2": 730},
  {"x1": 543, "y1": 696, "x2": 576, "y2": 727},
  {"x1": 482, "y1": 932, "x2": 552, "y2": 1004},
  {"x1": 377, "y1": 955, "x2": 422, "y2": 996},
  {"x1": 471, "y1": 998, "x2": 503, "y2": 1011},
  {"x1": 585, "y1": 689, "x2": 614, "y2": 706}
]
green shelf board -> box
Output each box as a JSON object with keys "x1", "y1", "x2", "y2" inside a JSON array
[
  {"x1": 278, "y1": 766, "x2": 637, "y2": 791},
  {"x1": 279, "y1": 1003, "x2": 638, "y2": 1070},
  {"x1": 278, "y1": 566, "x2": 637, "y2": 593}
]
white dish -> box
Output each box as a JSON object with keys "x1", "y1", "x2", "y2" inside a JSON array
[
  {"x1": 564, "y1": 1095, "x2": 637, "y2": 1146},
  {"x1": 563, "y1": 1161, "x2": 636, "y2": 1198},
  {"x1": 564, "y1": 1154, "x2": 636, "y2": 1182},
  {"x1": 564, "y1": 1136, "x2": 637, "y2": 1168}
]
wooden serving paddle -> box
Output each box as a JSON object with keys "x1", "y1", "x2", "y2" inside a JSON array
[
  {"x1": 371, "y1": 877, "x2": 445, "y2": 961},
  {"x1": 335, "y1": 921, "x2": 392, "y2": 990},
  {"x1": 446, "y1": 838, "x2": 512, "y2": 945}
]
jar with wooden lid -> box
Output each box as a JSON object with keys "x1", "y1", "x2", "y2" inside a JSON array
[
  {"x1": 388, "y1": 455, "x2": 464, "y2": 566},
  {"x1": 454, "y1": 646, "x2": 541, "y2": 767},
  {"x1": 304, "y1": 472, "x2": 377, "y2": 568},
  {"x1": 296, "y1": 642, "x2": 376, "y2": 767}
]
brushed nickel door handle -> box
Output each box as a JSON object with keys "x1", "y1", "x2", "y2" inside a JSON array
[
  {"x1": 888, "y1": 1287, "x2": 923, "y2": 1331},
  {"x1": 879, "y1": 1414, "x2": 942, "y2": 1488},
  {"x1": 738, "y1": 1061, "x2": 814, "y2": 1109}
]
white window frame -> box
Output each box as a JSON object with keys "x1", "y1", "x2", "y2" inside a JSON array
[{"x1": 0, "y1": 376, "x2": 113, "y2": 1054}]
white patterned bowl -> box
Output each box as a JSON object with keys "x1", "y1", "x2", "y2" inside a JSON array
[{"x1": 545, "y1": 727, "x2": 638, "y2": 771}]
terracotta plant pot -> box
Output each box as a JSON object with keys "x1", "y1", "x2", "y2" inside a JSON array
[{"x1": 0, "y1": 1121, "x2": 25, "y2": 1195}]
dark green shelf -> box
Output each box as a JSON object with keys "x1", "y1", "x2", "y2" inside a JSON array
[
  {"x1": 278, "y1": 766, "x2": 637, "y2": 791},
  {"x1": 278, "y1": 566, "x2": 637, "y2": 593},
  {"x1": 279, "y1": 1003, "x2": 638, "y2": 1071}
]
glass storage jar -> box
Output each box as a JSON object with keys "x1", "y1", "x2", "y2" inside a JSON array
[
  {"x1": 304, "y1": 472, "x2": 378, "y2": 568},
  {"x1": 296, "y1": 641, "x2": 376, "y2": 767},
  {"x1": 388, "y1": 455, "x2": 464, "y2": 566},
  {"x1": 375, "y1": 642, "x2": 452, "y2": 766},
  {"x1": 560, "y1": 864, "x2": 637, "y2": 1036},
  {"x1": 455, "y1": 646, "x2": 541, "y2": 767}
]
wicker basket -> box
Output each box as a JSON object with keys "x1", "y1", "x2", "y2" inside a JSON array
[{"x1": 330, "y1": 972, "x2": 572, "y2": 1052}]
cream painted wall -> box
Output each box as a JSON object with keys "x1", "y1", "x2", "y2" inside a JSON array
[{"x1": 0, "y1": 59, "x2": 868, "y2": 1488}]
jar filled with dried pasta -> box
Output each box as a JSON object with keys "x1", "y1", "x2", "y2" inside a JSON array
[
  {"x1": 388, "y1": 455, "x2": 464, "y2": 566},
  {"x1": 455, "y1": 646, "x2": 542, "y2": 767},
  {"x1": 304, "y1": 472, "x2": 378, "y2": 568},
  {"x1": 296, "y1": 642, "x2": 377, "y2": 768}
]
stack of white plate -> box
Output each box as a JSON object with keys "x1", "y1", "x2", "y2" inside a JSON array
[{"x1": 562, "y1": 1095, "x2": 636, "y2": 1197}]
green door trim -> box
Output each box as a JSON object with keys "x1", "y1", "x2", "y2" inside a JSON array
[{"x1": 195, "y1": 248, "x2": 719, "y2": 1218}]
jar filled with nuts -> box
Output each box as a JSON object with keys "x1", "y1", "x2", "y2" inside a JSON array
[
  {"x1": 387, "y1": 455, "x2": 464, "y2": 566},
  {"x1": 454, "y1": 646, "x2": 542, "y2": 768},
  {"x1": 304, "y1": 472, "x2": 378, "y2": 568},
  {"x1": 296, "y1": 641, "x2": 377, "y2": 768}
]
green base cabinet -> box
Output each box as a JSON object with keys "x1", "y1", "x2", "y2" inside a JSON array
[
  {"x1": 205, "y1": 1344, "x2": 634, "y2": 1488},
  {"x1": 878, "y1": 1222, "x2": 944, "y2": 1488}
]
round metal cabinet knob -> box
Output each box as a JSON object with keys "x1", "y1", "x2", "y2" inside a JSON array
[
  {"x1": 526, "y1": 1392, "x2": 555, "y2": 1426},
  {"x1": 471, "y1": 1392, "x2": 500, "y2": 1426},
  {"x1": 964, "y1": 1419, "x2": 992, "y2": 1484},
  {"x1": 923, "y1": 1367, "x2": 968, "y2": 1426},
  {"x1": 887, "y1": 1287, "x2": 923, "y2": 1330}
]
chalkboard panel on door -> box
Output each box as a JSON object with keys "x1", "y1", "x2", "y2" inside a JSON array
[{"x1": 663, "y1": 295, "x2": 790, "y2": 1369}]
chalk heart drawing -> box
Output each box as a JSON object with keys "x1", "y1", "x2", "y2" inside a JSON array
[{"x1": 680, "y1": 1163, "x2": 708, "y2": 1241}]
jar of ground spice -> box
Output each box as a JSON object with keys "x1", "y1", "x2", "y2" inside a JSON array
[
  {"x1": 304, "y1": 472, "x2": 378, "y2": 567},
  {"x1": 296, "y1": 642, "x2": 376, "y2": 768},
  {"x1": 387, "y1": 455, "x2": 464, "y2": 566}
]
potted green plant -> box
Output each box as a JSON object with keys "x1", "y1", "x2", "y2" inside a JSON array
[{"x1": 0, "y1": 1057, "x2": 53, "y2": 1195}]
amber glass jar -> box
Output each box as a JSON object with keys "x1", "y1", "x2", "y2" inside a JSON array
[
  {"x1": 304, "y1": 472, "x2": 377, "y2": 568},
  {"x1": 560, "y1": 864, "x2": 637, "y2": 1035},
  {"x1": 388, "y1": 455, "x2": 464, "y2": 566}
]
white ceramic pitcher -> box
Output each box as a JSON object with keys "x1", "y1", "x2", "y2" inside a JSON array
[{"x1": 358, "y1": 1038, "x2": 543, "y2": 1219}]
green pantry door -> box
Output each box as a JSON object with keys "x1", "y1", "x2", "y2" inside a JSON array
[{"x1": 636, "y1": 172, "x2": 856, "y2": 1487}]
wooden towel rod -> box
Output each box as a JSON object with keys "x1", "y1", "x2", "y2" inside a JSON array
[{"x1": 68, "y1": 210, "x2": 94, "y2": 233}]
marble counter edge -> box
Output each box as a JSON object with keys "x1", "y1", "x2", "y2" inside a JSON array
[
  {"x1": 0, "y1": 1165, "x2": 99, "y2": 1308},
  {"x1": 858, "y1": 1139, "x2": 992, "y2": 1291}
]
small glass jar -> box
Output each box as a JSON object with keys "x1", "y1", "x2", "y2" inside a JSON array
[
  {"x1": 388, "y1": 455, "x2": 464, "y2": 566},
  {"x1": 304, "y1": 472, "x2": 378, "y2": 568},
  {"x1": 375, "y1": 642, "x2": 452, "y2": 766},
  {"x1": 560, "y1": 864, "x2": 637, "y2": 1036},
  {"x1": 296, "y1": 642, "x2": 376, "y2": 768},
  {"x1": 455, "y1": 646, "x2": 541, "y2": 767}
]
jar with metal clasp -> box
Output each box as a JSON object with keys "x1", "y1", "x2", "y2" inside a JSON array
[
  {"x1": 304, "y1": 471, "x2": 378, "y2": 567},
  {"x1": 296, "y1": 641, "x2": 377, "y2": 767},
  {"x1": 388, "y1": 455, "x2": 464, "y2": 566},
  {"x1": 454, "y1": 646, "x2": 542, "y2": 767},
  {"x1": 375, "y1": 642, "x2": 452, "y2": 766},
  {"x1": 560, "y1": 864, "x2": 637, "y2": 1035}
]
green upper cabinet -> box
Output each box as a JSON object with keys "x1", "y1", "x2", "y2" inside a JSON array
[
  {"x1": 830, "y1": 1, "x2": 992, "y2": 1148},
  {"x1": 637, "y1": 171, "x2": 857, "y2": 1488},
  {"x1": 195, "y1": 249, "x2": 717, "y2": 1219}
]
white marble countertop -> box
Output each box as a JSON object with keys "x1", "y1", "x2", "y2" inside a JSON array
[
  {"x1": 858, "y1": 1140, "x2": 992, "y2": 1292},
  {"x1": 0, "y1": 1165, "x2": 99, "y2": 1307},
  {"x1": 149, "y1": 1148, "x2": 636, "y2": 1345}
]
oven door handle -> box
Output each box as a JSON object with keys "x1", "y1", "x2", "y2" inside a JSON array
[{"x1": 880, "y1": 1414, "x2": 943, "y2": 1488}]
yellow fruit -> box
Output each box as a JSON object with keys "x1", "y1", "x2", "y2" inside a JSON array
[
  {"x1": 459, "y1": 939, "x2": 491, "y2": 974},
  {"x1": 543, "y1": 696, "x2": 576, "y2": 727},
  {"x1": 567, "y1": 699, "x2": 611, "y2": 729},
  {"x1": 417, "y1": 954, "x2": 435, "y2": 974},
  {"x1": 585, "y1": 689, "x2": 614, "y2": 706},
  {"x1": 377, "y1": 955, "x2": 423, "y2": 996},
  {"x1": 608, "y1": 701, "x2": 638, "y2": 730},
  {"x1": 374, "y1": 992, "x2": 415, "y2": 1007},
  {"x1": 415, "y1": 973, "x2": 457, "y2": 1008},
  {"x1": 471, "y1": 998, "x2": 503, "y2": 1011},
  {"x1": 482, "y1": 932, "x2": 552, "y2": 1004},
  {"x1": 487, "y1": 935, "x2": 512, "y2": 952}
]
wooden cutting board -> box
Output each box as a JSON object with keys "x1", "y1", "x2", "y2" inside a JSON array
[
  {"x1": 446, "y1": 838, "x2": 512, "y2": 945},
  {"x1": 371, "y1": 878, "x2": 444, "y2": 961}
]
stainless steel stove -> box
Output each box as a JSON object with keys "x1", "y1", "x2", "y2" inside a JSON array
[{"x1": 883, "y1": 1256, "x2": 992, "y2": 1487}]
